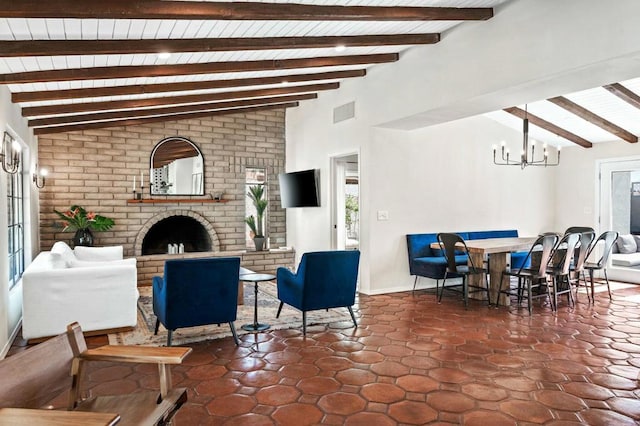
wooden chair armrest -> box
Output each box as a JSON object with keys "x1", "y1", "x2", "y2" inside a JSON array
[
  {"x1": 0, "y1": 408, "x2": 120, "y2": 425},
  {"x1": 80, "y1": 345, "x2": 192, "y2": 365}
]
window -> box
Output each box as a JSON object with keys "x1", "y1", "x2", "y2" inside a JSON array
[
  {"x1": 7, "y1": 146, "x2": 24, "y2": 290},
  {"x1": 245, "y1": 167, "x2": 266, "y2": 247}
]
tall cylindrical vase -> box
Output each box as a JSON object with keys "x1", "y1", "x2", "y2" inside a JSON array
[
  {"x1": 73, "y1": 228, "x2": 94, "y2": 247},
  {"x1": 253, "y1": 236, "x2": 265, "y2": 251}
]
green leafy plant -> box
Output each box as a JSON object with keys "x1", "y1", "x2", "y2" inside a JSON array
[
  {"x1": 245, "y1": 185, "x2": 267, "y2": 238},
  {"x1": 54, "y1": 205, "x2": 115, "y2": 232}
]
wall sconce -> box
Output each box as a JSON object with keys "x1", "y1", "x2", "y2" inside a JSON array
[
  {"x1": 1, "y1": 131, "x2": 21, "y2": 174},
  {"x1": 33, "y1": 164, "x2": 48, "y2": 188}
]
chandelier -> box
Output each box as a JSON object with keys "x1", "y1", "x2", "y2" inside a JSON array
[{"x1": 492, "y1": 105, "x2": 560, "y2": 169}]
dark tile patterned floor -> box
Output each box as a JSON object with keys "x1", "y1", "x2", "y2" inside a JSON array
[{"x1": 10, "y1": 282, "x2": 640, "y2": 425}]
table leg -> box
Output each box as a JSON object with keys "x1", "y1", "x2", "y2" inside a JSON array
[
  {"x1": 253, "y1": 282, "x2": 259, "y2": 327},
  {"x1": 468, "y1": 252, "x2": 486, "y2": 301},
  {"x1": 490, "y1": 252, "x2": 509, "y2": 306},
  {"x1": 241, "y1": 281, "x2": 270, "y2": 332}
]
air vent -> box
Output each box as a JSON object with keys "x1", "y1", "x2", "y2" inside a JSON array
[{"x1": 333, "y1": 101, "x2": 355, "y2": 123}]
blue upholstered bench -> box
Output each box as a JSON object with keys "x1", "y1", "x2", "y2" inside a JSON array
[{"x1": 406, "y1": 230, "x2": 530, "y2": 290}]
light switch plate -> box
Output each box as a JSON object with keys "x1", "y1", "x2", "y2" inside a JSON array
[{"x1": 377, "y1": 210, "x2": 389, "y2": 221}]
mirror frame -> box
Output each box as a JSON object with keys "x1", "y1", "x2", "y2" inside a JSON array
[{"x1": 150, "y1": 137, "x2": 205, "y2": 196}]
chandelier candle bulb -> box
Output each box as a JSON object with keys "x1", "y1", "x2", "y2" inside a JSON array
[
  {"x1": 140, "y1": 171, "x2": 143, "y2": 188},
  {"x1": 133, "y1": 175, "x2": 136, "y2": 191}
]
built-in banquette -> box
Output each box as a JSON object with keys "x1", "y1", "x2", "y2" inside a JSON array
[{"x1": 406, "y1": 230, "x2": 530, "y2": 288}]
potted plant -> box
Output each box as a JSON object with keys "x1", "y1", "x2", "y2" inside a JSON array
[
  {"x1": 245, "y1": 185, "x2": 267, "y2": 251},
  {"x1": 54, "y1": 205, "x2": 115, "y2": 247}
]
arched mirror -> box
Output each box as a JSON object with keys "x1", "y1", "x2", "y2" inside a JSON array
[{"x1": 150, "y1": 137, "x2": 204, "y2": 196}]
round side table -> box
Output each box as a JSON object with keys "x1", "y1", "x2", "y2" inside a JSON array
[{"x1": 240, "y1": 273, "x2": 276, "y2": 332}]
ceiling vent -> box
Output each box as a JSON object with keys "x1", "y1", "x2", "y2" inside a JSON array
[{"x1": 333, "y1": 101, "x2": 355, "y2": 124}]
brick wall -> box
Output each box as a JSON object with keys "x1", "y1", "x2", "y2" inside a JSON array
[
  {"x1": 37, "y1": 109, "x2": 287, "y2": 256},
  {"x1": 137, "y1": 249, "x2": 295, "y2": 287}
]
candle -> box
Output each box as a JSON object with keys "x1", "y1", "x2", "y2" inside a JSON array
[
  {"x1": 133, "y1": 175, "x2": 136, "y2": 191},
  {"x1": 140, "y1": 171, "x2": 144, "y2": 188}
]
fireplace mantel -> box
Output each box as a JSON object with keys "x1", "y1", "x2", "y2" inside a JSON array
[{"x1": 127, "y1": 199, "x2": 229, "y2": 204}]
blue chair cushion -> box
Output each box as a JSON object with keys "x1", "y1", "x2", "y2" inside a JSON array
[
  {"x1": 510, "y1": 251, "x2": 531, "y2": 269},
  {"x1": 468, "y1": 229, "x2": 518, "y2": 240}
]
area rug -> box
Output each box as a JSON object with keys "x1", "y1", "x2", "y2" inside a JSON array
[{"x1": 109, "y1": 282, "x2": 352, "y2": 346}]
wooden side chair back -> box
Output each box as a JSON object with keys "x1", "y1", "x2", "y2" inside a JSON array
[{"x1": 0, "y1": 322, "x2": 192, "y2": 425}]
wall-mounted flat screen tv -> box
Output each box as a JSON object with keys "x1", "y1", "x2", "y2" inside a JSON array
[{"x1": 278, "y1": 169, "x2": 321, "y2": 208}]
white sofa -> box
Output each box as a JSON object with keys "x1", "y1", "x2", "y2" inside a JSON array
[
  {"x1": 22, "y1": 242, "x2": 138, "y2": 340},
  {"x1": 611, "y1": 234, "x2": 640, "y2": 267}
]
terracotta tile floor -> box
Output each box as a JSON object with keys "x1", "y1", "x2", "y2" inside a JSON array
[{"x1": 10, "y1": 282, "x2": 640, "y2": 425}]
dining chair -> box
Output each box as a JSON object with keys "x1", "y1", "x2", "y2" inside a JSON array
[
  {"x1": 436, "y1": 233, "x2": 489, "y2": 308},
  {"x1": 497, "y1": 233, "x2": 559, "y2": 315},
  {"x1": 547, "y1": 232, "x2": 580, "y2": 311},
  {"x1": 581, "y1": 231, "x2": 619, "y2": 302},
  {"x1": 569, "y1": 230, "x2": 596, "y2": 302}
]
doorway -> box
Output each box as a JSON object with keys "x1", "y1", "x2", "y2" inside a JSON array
[
  {"x1": 599, "y1": 157, "x2": 640, "y2": 283},
  {"x1": 331, "y1": 153, "x2": 359, "y2": 251}
]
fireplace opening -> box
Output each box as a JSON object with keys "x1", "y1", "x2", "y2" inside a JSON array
[{"x1": 142, "y1": 215, "x2": 212, "y2": 255}]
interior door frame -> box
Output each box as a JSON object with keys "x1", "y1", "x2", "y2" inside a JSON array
[
  {"x1": 330, "y1": 151, "x2": 359, "y2": 250},
  {"x1": 597, "y1": 155, "x2": 640, "y2": 284}
]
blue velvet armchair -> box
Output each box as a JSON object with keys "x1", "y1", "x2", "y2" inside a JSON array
[
  {"x1": 276, "y1": 250, "x2": 360, "y2": 335},
  {"x1": 153, "y1": 257, "x2": 241, "y2": 346}
]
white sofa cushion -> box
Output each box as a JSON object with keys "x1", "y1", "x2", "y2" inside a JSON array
[
  {"x1": 50, "y1": 241, "x2": 76, "y2": 267},
  {"x1": 74, "y1": 245, "x2": 123, "y2": 261},
  {"x1": 611, "y1": 252, "x2": 640, "y2": 267},
  {"x1": 69, "y1": 258, "x2": 136, "y2": 268},
  {"x1": 616, "y1": 234, "x2": 637, "y2": 254}
]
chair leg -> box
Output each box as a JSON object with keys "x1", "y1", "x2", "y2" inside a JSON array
[
  {"x1": 526, "y1": 278, "x2": 533, "y2": 315},
  {"x1": 588, "y1": 269, "x2": 595, "y2": 303},
  {"x1": 463, "y1": 276, "x2": 469, "y2": 309},
  {"x1": 604, "y1": 268, "x2": 612, "y2": 300},
  {"x1": 412, "y1": 275, "x2": 418, "y2": 293},
  {"x1": 438, "y1": 274, "x2": 448, "y2": 303},
  {"x1": 229, "y1": 322, "x2": 240, "y2": 346},
  {"x1": 302, "y1": 311, "x2": 307, "y2": 336},
  {"x1": 347, "y1": 306, "x2": 358, "y2": 328},
  {"x1": 167, "y1": 330, "x2": 173, "y2": 347},
  {"x1": 154, "y1": 318, "x2": 160, "y2": 335},
  {"x1": 496, "y1": 273, "x2": 506, "y2": 306},
  {"x1": 276, "y1": 301, "x2": 284, "y2": 318}
]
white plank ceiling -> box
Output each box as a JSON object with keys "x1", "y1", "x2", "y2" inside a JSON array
[{"x1": 2, "y1": 0, "x2": 640, "y2": 146}]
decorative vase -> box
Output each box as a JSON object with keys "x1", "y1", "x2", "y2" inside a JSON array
[
  {"x1": 253, "y1": 236, "x2": 266, "y2": 252},
  {"x1": 73, "y1": 228, "x2": 94, "y2": 247}
]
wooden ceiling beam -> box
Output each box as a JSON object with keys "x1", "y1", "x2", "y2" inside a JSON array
[
  {"x1": 0, "y1": 34, "x2": 439, "y2": 57},
  {"x1": 33, "y1": 102, "x2": 299, "y2": 135},
  {"x1": 0, "y1": 53, "x2": 398, "y2": 84},
  {"x1": 548, "y1": 96, "x2": 637, "y2": 143},
  {"x1": 22, "y1": 82, "x2": 337, "y2": 116},
  {"x1": 12, "y1": 69, "x2": 365, "y2": 103},
  {"x1": 0, "y1": 1, "x2": 493, "y2": 21},
  {"x1": 28, "y1": 93, "x2": 317, "y2": 127},
  {"x1": 503, "y1": 106, "x2": 593, "y2": 148},
  {"x1": 604, "y1": 83, "x2": 640, "y2": 110}
]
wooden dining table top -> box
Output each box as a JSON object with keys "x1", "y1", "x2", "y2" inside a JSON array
[{"x1": 430, "y1": 237, "x2": 537, "y2": 254}]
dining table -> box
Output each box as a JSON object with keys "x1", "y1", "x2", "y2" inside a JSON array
[{"x1": 431, "y1": 237, "x2": 537, "y2": 305}]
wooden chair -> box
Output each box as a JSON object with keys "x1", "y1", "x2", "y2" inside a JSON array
[{"x1": 0, "y1": 322, "x2": 191, "y2": 425}]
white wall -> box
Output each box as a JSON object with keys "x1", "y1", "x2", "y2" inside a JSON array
[
  {"x1": 286, "y1": 0, "x2": 640, "y2": 294},
  {"x1": 0, "y1": 86, "x2": 38, "y2": 356},
  {"x1": 366, "y1": 117, "x2": 555, "y2": 294}
]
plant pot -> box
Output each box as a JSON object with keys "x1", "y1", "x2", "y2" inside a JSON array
[
  {"x1": 73, "y1": 228, "x2": 94, "y2": 247},
  {"x1": 253, "y1": 236, "x2": 266, "y2": 252}
]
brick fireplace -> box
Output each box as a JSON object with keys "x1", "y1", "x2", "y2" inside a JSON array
[{"x1": 37, "y1": 109, "x2": 288, "y2": 262}]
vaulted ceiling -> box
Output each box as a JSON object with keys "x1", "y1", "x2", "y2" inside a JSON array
[
  {"x1": 0, "y1": 0, "x2": 506, "y2": 135},
  {"x1": 1, "y1": 0, "x2": 639, "y2": 149}
]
